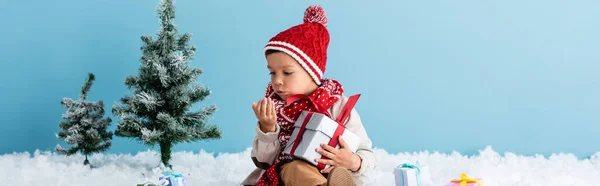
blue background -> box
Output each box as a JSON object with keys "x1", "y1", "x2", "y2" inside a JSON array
[{"x1": 1, "y1": 0, "x2": 599, "y2": 158}]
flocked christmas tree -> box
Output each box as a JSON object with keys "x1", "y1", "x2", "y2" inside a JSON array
[
  {"x1": 56, "y1": 73, "x2": 113, "y2": 166},
  {"x1": 112, "y1": 0, "x2": 222, "y2": 168}
]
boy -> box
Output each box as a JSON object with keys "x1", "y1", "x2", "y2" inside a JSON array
[{"x1": 242, "y1": 5, "x2": 376, "y2": 186}]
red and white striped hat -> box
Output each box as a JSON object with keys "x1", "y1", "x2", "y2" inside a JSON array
[{"x1": 264, "y1": 5, "x2": 330, "y2": 85}]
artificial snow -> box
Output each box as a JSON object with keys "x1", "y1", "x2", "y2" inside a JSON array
[{"x1": 1, "y1": 146, "x2": 599, "y2": 186}]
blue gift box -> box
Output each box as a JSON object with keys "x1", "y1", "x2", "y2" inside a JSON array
[{"x1": 394, "y1": 161, "x2": 423, "y2": 186}]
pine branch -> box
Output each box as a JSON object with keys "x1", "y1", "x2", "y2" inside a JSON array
[
  {"x1": 188, "y1": 84, "x2": 211, "y2": 103},
  {"x1": 188, "y1": 68, "x2": 203, "y2": 81},
  {"x1": 189, "y1": 124, "x2": 221, "y2": 142},
  {"x1": 111, "y1": 103, "x2": 132, "y2": 118},
  {"x1": 140, "y1": 128, "x2": 164, "y2": 144},
  {"x1": 134, "y1": 91, "x2": 165, "y2": 112},
  {"x1": 153, "y1": 62, "x2": 170, "y2": 87},
  {"x1": 183, "y1": 105, "x2": 216, "y2": 126},
  {"x1": 58, "y1": 121, "x2": 75, "y2": 129},
  {"x1": 124, "y1": 75, "x2": 140, "y2": 90},
  {"x1": 177, "y1": 33, "x2": 192, "y2": 50},
  {"x1": 98, "y1": 117, "x2": 112, "y2": 129},
  {"x1": 60, "y1": 97, "x2": 77, "y2": 109},
  {"x1": 80, "y1": 73, "x2": 95, "y2": 101},
  {"x1": 56, "y1": 144, "x2": 80, "y2": 156},
  {"x1": 114, "y1": 115, "x2": 144, "y2": 137}
]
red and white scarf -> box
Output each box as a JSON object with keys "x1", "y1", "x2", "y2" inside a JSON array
[{"x1": 257, "y1": 78, "x2": 344, "y2": 186}]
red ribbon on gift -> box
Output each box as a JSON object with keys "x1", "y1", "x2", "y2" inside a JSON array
[
  {"x1": 289, "y1": 112, "x2": 313, "y2": 156},
  {"x1": 286, "y1": 94, "x2": 361, "y2": 170},
  {"x1": 285, "y1": 94, "x2": 333, "y2": 118},
  {"x1": 317, "y1": 94, "x2": 360, "y2": 170},
  {"x1": 287, "y1": 94, "x2": 332, "y2": 156}
]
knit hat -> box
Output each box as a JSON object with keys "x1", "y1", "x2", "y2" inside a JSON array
[{"x1": 264, "y1": 5, "x2": 330, "y2": 85}]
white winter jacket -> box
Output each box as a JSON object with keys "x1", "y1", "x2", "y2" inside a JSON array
[{"x1": 240, "y1": 95, "x2": 376, "y2": 186}]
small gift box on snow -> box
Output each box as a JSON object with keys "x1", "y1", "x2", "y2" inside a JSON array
[
  {"x1": 283, "y1": 94, "x2": 362, "y2": 170},
  {"x1": 394, "y1": 161, "x2": 430, "y2": 186},
  {"x1": 136, "y1": 180, "x2": 167, "y2": 186},
  {"x1": 444, "y1": 173, "x2": 483, "y2": 186},
  {"x1": 136, "y1": 172, "x2": 170, "y2": 186},
  {"x1": 159, "y1": 171, "x2": 187, "y2": 186}
]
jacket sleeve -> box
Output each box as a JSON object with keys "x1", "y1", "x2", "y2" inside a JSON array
[
  {"x1": 336, "y1": 96, "x2": 377, "y2": 177},
  {"x1": 250, "y1": 122, "x2": 281, "y2": 170},
  {"x1": 345, "y1": 107, "x2": 376, "y2": 177}
]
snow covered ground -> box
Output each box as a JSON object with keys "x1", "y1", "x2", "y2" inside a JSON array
[{"x1": 1, "y1": 146, "x2": 600, "y2": 186}]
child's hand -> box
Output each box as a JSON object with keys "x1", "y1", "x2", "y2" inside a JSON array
[
  {"x1": 315, "y1": 136, "x2": 362, "y2": 173},
  {"x1": 252, "y1": 97, "x2": 277, "y2": 133}
]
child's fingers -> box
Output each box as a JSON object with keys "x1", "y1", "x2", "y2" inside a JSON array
[
  {"x1": 256, "y1": 99, "x2": 265, "y2": 117},
  {"x1": 265, "y1": 98, "x2": 271, "y2": 117},
  {"x1": 320, "y1": 143, "x2": 339, "y2": 155},
  {"x1": 315, "y1": 158, "x2": 336, "y2": 167},
  {"x1": 320, "y1": 166, "x2": 334, "y2": 173},
  {"x1": 338, "y1": 136, "x2": 348, "y2": 149},
  {"x1": 267, "y1": 98, "x2": 274, "y2": 118},
  {"x1": 251, "y1": 102, "x2": 258, "y2": 117},
  {"x1": 260, "y1": 98, "x2": 267, "y2": 118},
  {"x1": 316, "y1": 147, "x2": 335, "y2": 159}
]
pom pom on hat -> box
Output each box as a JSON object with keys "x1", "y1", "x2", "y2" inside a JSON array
[{"x1": 303, "y1": 5, "x2": 328, "y2": 27}]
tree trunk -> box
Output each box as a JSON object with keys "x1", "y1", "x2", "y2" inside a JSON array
[
  {"x1": 83, "y1": 154, "x2": 90, "y2": 165},
  {"x1": 159, "y1": 141, "x2": 172, "y2": 169}
]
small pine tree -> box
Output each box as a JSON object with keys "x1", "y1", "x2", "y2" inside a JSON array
[
  {"x1": 56, "y1": 73, "x2": 113, "y2": 166},
  {"x1": 112, "y1": 0, "x2": 222, "y2": 168}
]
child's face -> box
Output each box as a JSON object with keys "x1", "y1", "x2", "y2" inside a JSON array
[{"x1": 266, "y1": 51, "x2": 318, "y2": 102}]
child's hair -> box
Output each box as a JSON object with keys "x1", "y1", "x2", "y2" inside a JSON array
[{"x1": 265, "y1": 49, "x2": 279, "y2": 56}]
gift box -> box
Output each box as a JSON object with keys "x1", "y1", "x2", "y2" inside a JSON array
[
  {"x1": 137, "y1": 183, "x2": 166, "y2": 186},
  {"x1": 444, "y1": 173, "x2": 483, "y2": 186},
  {"x1": 394, "y1": 161, "x2": 426, "y2": 186},
  {"x1": 283, "y1": 94, "x2": 362, "y2": 170},
  {"x1": 136, "y1": 174, "x2": 170, "y2": 186},
  {"x1": 159, "y1": 171, "x2": 187, "y2": 186}
]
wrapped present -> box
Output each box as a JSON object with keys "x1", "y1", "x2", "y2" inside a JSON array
[
  {"x1": 158, "y1": 171, "x2": 187, "y2": 186},
  {"x1": 136, "y1": 176, "x2": 169, "y2": 186},
  {"x1": 283, "y1": 94, "x2": 362, "y2": 170},
  {"x1": 136, "y1": 182, "x2": 168, "y2": 186},
  {"x1": 394, "y1": 161, "x2": 424, "y2": 186},
  {"x1": 444, "y1": 173, "x2": 483, "y2": 186}
]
